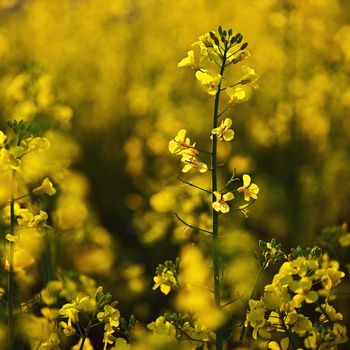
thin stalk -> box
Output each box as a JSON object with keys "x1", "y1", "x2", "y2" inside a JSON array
[
  {"x1": 175, "y1": 213, "x2": 213, "y2": 235},
  {"x1": 171, "y1": 322, "x2": 216, "y2": 345},
  {"x1": 43, "y1": 229, "x2": 55, "y2": 282},
  {"x1": 177, "y1": 176, "x2": 212, "y2": 194},
  {"x1": 211, "y1": 42, "x2": 228, "y2": 350},
  {"x1": 8, "y1": 169, "x2": 16, "y2": 349},
  {"x1": 79, "y1": 309, "x2": 98, "y2": 350}
]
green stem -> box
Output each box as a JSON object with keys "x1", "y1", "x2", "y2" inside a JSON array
[
  {"x1": 177, "y1": 176, "x2": 212, "y2": 194},
  {"x1": 175, "y1": 213, "x2": 213, "y2": 235},
  {"x1": 8, "y1": 169, "x2": 16, "y2": 349},
  {"x1": 43, "y1": 229, "x2": 55, "y2": 282},
  {"x1": 79, "y1": 309, "x2": 98, "y2": 350},
  {"x1": 211, "y1": 43, "x2": 228, "y2": 350}
]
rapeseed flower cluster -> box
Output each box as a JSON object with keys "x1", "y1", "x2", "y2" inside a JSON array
[
  {"x1": 152, "y1": 258, "x2": 179, "y2": 295},
  {"x1": 170, "y1": 27, "x2": 259, "y2": 216},
  {"x1": 245, "y1": 253, "x2": 347, "y2": 349}
]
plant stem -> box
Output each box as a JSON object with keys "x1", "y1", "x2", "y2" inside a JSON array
[
  {"x1": 8, "y1": 169, "x2": 16, "y2": 349},
  {"x1": 79, "y1": 309, "x2": 98, "y2": 350},
  {"x1": 211, "y1": 44, "x2": 228, "y2": 350}
]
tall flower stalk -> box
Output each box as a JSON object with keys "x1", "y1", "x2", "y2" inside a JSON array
[
  {"x1": 169, "y1": 26, "x2": 260, "y2": 349},
  {"x1": 210, "y1": 39, "x2": 228, "y2": 350},
  {"x1": 8, "y1": 169, "x2": 16, "y2": 349}
]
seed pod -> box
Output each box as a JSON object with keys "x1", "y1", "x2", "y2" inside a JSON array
[{"x1": 240, "y1": 42, "x2": 248, "y2": 50}]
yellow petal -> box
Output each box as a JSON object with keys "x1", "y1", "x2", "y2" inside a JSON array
[
  {"x1": 168, "y1": 140, "x2": 178, "y2": 153},
  {"x1": 281, "y1": 337, "x2": 290, "y2": 350},
  {"x1": 198, "y1": 162, "x2": 208, "y2": 173},
  {"x1": 160, "y1": 284, "x2": 171, "y2": 295},
  {"x1": 250, "y1": 183, "x2": 259, "y2": 195},
  {"x1": 223, "y1": 192, "x2": 234, "y2": 201},
  {"x1": 242, "y1": 174, "x2": 251, "y2": 188},
  {"x1": 213, "y1": 191, "x2": 221, "y2": 201},
  {"x1": 223, "y1": 129, "x2": 234, "y2": 141},
  {"x1": 212, "y1": 202, "x2": 221, "y2": 213},
  {"x1": 224, "y1": 118, "x2": 232, "y2": 128},
  {"x1": 182, "y1": 164, "x2": 192, "y2": 173},
  {"x1": 175, "y1": 129, "x2": 187, "y2": 142}
]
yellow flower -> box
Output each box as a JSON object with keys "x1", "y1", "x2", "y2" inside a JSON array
[
  {"x1": 169, "y1": 129, "x2": 197, "y2": 156},
  {"x1": 227, "y1": 50, "x2": 250, "y2": 64},
  {"x1": 0, "y1": 131, "x2": 6, "y2": 146},
  {"x1": 239, "y1": 65, "x2": 259, "y2": 89},
  {"x1": 97, "y1": 305, "x2": 120, "y2": 328},
  {"x1": 5, "y1": 248, "x2": 35, "y2": 272},
  {"x1": 17, "y1": 209, "x2": 48, "y2": 227},
  {"x1": 0, "y1": 148, "x2": 21, "y2": 170},
  {"x1": 316, "y1": 303, "x2": 343, "y2": 323},
  {"x1": 59, "y1": 319, "x2": 76, "y2": 336},
  {"x1": 226, "y1": 86, "x2": 246, "y2": 105},
  {"x1": 71, "y1": 337, "x2": 94, "y2": 350},
  {"x1": 5, "y1": 234, "x2": 17, "y2": 243},
  {"x1": 177, "y1": 50, "x2": 199, "y2": 70},
  {"x1": 41, "y1": 280, "x2": 63, "y2": 306},
  {"x1": 237, "y1": 174, "x2": 259, "y2": 201},
  {"x1": 32, "y1": 177, "x2": 56, "y2": 196},
  {"x1": 320, "y1": 267, "x2": 345, "y2": 291},
  {"x1": 292, "y1": 314, "x2": 312, "y2": 337},
  {"x1": 192, "y1": 32, "x2": 220, "y2": 61},
  {"x1": 40, "y1": 333, "x2": 60, "y2": 350},
  {"x1": 212, "y1": 191, "x2": 234, "y2": 213},
  {"x1": 304, "y1": 330, "x2": 317, "y2": 349},
  {"x1": 211, "y1": 118, "x2": 235, "y2": 141},
  {"x1": 26, "y1": 136, "x2": 50, "y2": 152},
  {"x1": 245, "y1": 299, "x2": 266, "y2": 339},
  {"x1": 289, "y1": 277, "x2": 319, "y2": 307},
  {"x1": 102, "y1": 323, "x2": 116, "y2": 349},
  {"x1": 181, "y1": 155, "x2": 208, "y2": 173},
  {"x1": 40, "y1": 307, "x2": 60, "y2": 321},
  {"x1": 338, "y1": 233, "x2": 350, "y2": 247},
  {"x1": 147, "y1": 316, "x2": 176, "y2": 337},
  {"x1": 192, "y1": 33, "x2": 213, "y2": 50},
  {"x1": 113, "y1": 338, "x2": 131, "y2": 350},
  {"x1": 332, "y1": 323, "x2": 348, "y2": 344},
  {"x1": 59, "y1": 299, "x2": 82, "y2": 323},
  {"x1": 195, "y1": 70, "x2": 221, "y2": 95},
  {"x1": 268, "y1": 337, "x2": 289, "y2": 350},
  {"x1": 152, "y1": 269, "x2": 177, "y2": 295}
]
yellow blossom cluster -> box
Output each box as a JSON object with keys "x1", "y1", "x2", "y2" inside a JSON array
[
  {"x1": 169, "y1": 129, "x2": 208, "y2": 174},
  {"x1": 152, "y1": 258, "x2": 179, "y2": 295},
  {"x1": 245, "y1": 254, "x2": 347, "y2": 349}
]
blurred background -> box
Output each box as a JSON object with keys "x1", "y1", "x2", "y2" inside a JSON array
[{"x1": 0, "y1": 0, "x2": 349, "y2": 332}]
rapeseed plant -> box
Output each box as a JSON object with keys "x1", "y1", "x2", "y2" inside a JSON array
[{"x1": 152, "y1": 26, "x2": 260, "y2": 350}]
